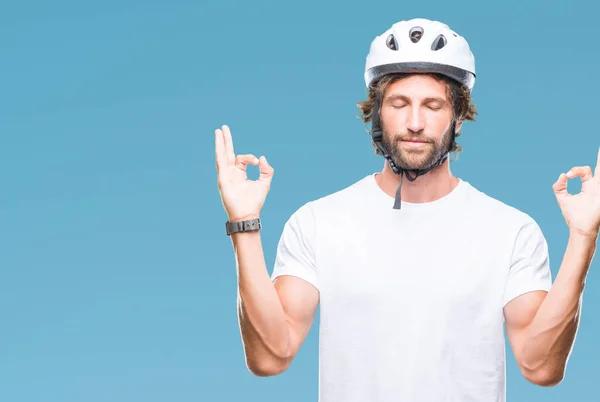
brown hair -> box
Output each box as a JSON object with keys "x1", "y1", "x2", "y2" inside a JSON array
[{"x1": 357, "y1": 73, "x2": 478, "y2": 155}]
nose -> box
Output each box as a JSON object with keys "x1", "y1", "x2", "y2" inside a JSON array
[{"x1": 406, "y1": 106, "x2": 425, "y2": 133}]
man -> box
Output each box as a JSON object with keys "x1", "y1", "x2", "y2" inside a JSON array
[{"x1": 214, "y1": 18, "x2": 600, "y2": 402}]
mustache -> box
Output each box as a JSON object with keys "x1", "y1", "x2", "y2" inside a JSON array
[{"x1": 394, "y1": 134, "x2": 434, "y2": 143}]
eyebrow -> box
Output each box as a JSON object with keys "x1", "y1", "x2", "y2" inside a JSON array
[{"x1": 384, "y1": 94, "x2": 447, "y2": 104}]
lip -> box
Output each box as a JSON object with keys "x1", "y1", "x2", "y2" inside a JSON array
[{"x1": 401, "y1": 139, "x2": 430, "y2": 148}]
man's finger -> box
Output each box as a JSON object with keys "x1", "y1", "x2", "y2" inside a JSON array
[
  {"x1": 258, "y1": 156, "x2": 275, "y2": 182},
  {"x1": 552, "y1": 172, "x2": 568, "y2": 196},
  {"x1": 235, "y1": 154, "x2": 259, "y2": 171},
  {"x1": 222, "y1": 125, "x2": 236, "y2": 164},
  {"x1": 215, "y1": 128, "x2": 226, "y2": 171},
  {"x1": 566, "y1": 166, "x2": 593, "y2": 182}
]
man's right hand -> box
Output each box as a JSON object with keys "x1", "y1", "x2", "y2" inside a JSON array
[{"x1": 215, "y1": 125, "x2": 274, "y2": 222}]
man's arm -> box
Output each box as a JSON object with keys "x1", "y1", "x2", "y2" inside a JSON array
[
  {"x1": 505, "y1": 232, "x2": 597, "y2": 386},
  {"x1": 233, "y1": 230, "x2": 319, "y2": 377},
  {"x1": 214, "y1": 124, "x2": 320, "y2": 376}
]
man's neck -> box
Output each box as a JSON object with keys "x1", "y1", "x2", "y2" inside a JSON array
[{"x1": 375, "y1": 161, "x2": 460, "y2": 203}]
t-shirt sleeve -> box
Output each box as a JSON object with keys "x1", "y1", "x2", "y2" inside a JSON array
[
  {"x1": 270, "y1": 203, "x2": 319, "y2": 291},
  {"x1": 503, "y1": 216, "x2": 553, "y2": 307}
]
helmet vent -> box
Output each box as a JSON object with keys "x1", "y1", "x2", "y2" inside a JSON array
[
  {"x1": 431, "y1": 34, "x2": 447, "y2": 50},
  {"x1": 409, "y1": 27, "x2": 423, "y2": 43},
  {"x1": 386, "y1": 34, "x2": 398, "y2": 50}
]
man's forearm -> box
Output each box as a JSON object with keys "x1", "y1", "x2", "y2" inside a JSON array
[
  {"x1": 520, "y1": 232, "x2": 597, "y2": 380},
  {"x1": 230, "y1": 231, "x2": 291, "y2": 374}
]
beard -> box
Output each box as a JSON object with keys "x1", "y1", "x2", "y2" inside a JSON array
[{"x1": 381, "y1": 124, "x2": 454, "y2": 172}]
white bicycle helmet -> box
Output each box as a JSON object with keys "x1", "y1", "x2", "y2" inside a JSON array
[{"x1": 364, "y1": 18, "x2": 476, "y2": 90}]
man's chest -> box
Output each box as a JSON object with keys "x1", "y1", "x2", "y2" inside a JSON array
[{"x1": 316, "y1": 220, "x2": 511, "y2": 319}]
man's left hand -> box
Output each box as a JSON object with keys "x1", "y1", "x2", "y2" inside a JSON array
[{"x1": 552, "y1": 147, "x2": 600, "y2": 238}]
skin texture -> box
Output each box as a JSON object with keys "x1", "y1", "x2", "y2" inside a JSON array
[
  {"x1": 215, "y1": 74, "x2": 600, "y2": 382},
  {"x1": 380, "y1": 76, "x2": 457, "y2": 172}
]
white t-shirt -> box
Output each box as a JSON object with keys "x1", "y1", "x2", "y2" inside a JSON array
[{"x1": 271, "y1": 173, "x2": 552, "y2": 402}]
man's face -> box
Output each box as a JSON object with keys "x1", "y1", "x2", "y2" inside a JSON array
[{"x1": 379, "y1": 74, "x2": 460, "y2": 171}]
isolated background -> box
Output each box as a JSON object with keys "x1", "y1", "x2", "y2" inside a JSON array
[{"x1": 2, "y1": 0, "x2": 599, "y2": 401}]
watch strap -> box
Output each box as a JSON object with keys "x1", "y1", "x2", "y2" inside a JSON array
[{"x1": 225, "y1": 218, "x2": 262, "y2": 236}]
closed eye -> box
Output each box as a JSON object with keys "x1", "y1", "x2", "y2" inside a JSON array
[{"x1": 426, "y1": 102, "x2": 444, "y2": 111}]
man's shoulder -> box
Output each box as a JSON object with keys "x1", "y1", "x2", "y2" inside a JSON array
[
  {"x1": 464, "y1": 181, "x2": 538, "y2": 226},
  {"x1": 309, "y1": 174, "x2": 374, "y2": 207},
  {"x1": 284, "y1": 174, "x2": 374, "y2": 223}
]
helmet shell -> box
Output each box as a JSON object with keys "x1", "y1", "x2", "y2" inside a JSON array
[{"x1": 364, "y1": 18, "x2": 476, "y2": 90}]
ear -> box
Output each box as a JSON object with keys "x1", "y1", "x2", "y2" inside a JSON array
[{"x1": 455, "y1": 120, "x2": 463, "y2": 133}]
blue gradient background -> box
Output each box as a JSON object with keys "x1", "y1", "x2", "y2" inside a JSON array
[{"x1": 1, "y1": 1, "x2": 599, "y2": 401}]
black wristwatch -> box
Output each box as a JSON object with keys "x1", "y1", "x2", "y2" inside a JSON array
[{"x1": 225, "y1": 218, "x2": 262, "y2": 236}]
